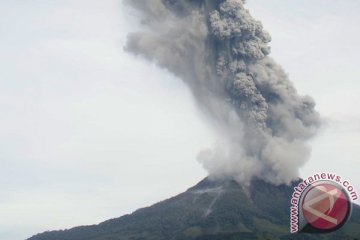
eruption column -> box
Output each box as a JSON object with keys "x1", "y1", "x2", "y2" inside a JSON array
[{"x1": 125, "y1": 0, "x2": 320, "y2": 184}]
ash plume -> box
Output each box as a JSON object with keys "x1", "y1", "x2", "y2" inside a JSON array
[{"x1": 124, "y1": 0, "x2": 320, "y2": 185}]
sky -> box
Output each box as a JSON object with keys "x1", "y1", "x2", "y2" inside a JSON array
[{"x1": 0, "y1": 1, "x2": 359, "y2": 239}]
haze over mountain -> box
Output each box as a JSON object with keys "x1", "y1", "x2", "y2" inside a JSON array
[
  {"x1": 27, "y1": 2, "x2": 357, "y2": 239},
  {"x1": 1, "y1": 1, "x2": 360, "y2": 239},
  {"x1": 28, "y1": 177, "x2": 360, "y2": 240}
]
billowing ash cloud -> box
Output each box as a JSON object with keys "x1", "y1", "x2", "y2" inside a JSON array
[{"x1": 124, "y1": 0, "x2": 320, "y2": 185}]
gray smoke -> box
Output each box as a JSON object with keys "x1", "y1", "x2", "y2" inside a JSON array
[{"x1": 124, "y1": 0, "x2": 320, "y2": 185}]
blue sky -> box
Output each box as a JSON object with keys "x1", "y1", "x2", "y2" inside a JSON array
[{"x1": 0, "y1": 1, "x2": 359, "y2": 239}]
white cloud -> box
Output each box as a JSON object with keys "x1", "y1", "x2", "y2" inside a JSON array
[{"x1": 0, "y1": 1, "x2": 212, "y2": 239}]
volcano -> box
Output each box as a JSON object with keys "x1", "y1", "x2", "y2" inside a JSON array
[{"x1": 28, "y1": 178, "x2": 360, "y2": 240}]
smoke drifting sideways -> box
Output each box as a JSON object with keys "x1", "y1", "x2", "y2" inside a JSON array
[{"x1": 124, "y1": 0, "x2": 320, "y2": 185}]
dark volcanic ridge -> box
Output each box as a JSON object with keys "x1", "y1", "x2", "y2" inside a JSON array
[{"x1": 28, "y1": 177, "x2": 360, "y2": 240}]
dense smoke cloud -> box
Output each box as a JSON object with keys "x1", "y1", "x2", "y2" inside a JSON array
[{"x1": 124, "y1": 0, "x2": 320, "y2": 185}]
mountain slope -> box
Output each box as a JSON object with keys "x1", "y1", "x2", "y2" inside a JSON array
[{"x1": 28, "y1": 178, "x2": 360, "y2": 240}]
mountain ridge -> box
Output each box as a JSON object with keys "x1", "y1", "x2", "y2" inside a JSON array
[{"x1": 27, "y1": 177, "x2": 360, "y2": 240}]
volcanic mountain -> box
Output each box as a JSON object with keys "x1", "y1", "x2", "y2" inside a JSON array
[{"x1": 28, "y1": 177, "x2": 360, "y2": 240}]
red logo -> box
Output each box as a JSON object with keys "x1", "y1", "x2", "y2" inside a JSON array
[{"x1": 301, "y1": 182, "x2": 351, "y2": 232}]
